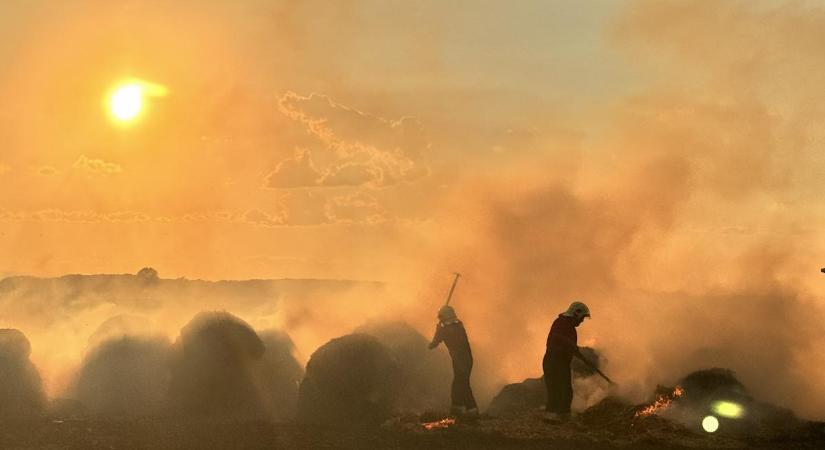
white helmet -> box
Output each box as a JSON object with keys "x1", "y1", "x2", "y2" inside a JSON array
[{"x1": 563, "y1": 301, "x2": 591, "y2": 320}]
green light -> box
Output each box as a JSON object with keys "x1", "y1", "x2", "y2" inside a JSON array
[
  {"x1": 702, "y1": 415, "x2": 719, "y2": 433},
  {"x1": 712, "y1": 401, "x2": 744, "y2": 418}
]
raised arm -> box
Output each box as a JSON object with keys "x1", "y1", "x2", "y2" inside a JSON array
[{"x1": 428, "y1": 324, "x2": 443, "y2": 350}]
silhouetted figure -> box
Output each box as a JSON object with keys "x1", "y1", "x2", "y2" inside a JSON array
[
  {"x1": 428, "y1": 305, "x2": 478, "y2": 416},
  {"x1": 542, "y1": 301, "x2": 590, "y2": 421}
]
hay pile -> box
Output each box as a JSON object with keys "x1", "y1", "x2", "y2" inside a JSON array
[
  {"x1": 298, "y1": 333, "x2": 400, "y2": 425},
  {"x1": 486, "y1": 347, "x2": 603, "y2": 416},
  {"x1": 0, "y1": 329, "x2": 46, "y2": 416},
  {"x1": 354, "y1": 321, "x2": 452, "y2": 413},
  {"x1": 73, "y1": 336, "x2": 171, "y2": 416},
  {"x1": 168, "y1": 311, "x2": 301, "y2": 420}
]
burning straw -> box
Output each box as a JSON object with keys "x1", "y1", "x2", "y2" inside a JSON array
[
  {"x1": 422, "y1": 418, "x2": 456, "y2": 430},
  {"x1": 635, "y1": 386, "x2": 685, "y2": 417}
]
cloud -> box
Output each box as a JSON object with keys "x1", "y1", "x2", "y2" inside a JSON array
[
  {"x1": 318, "y1": 162, "x2": 378, "y2": 187},
  {"x1": 276, "y1": 92, "x2": 430, "y2": 188},
  {"x1": 325, "y1": 192, "x2": 386, "y2": 225},
  {"x1": 0, "y1": 209, "x2": 287, "y2": 225},
  {"x1": 265, "y1": 148, "x2": 321, "y2": 188},
  {"x1": 243, "y1": 208, "x2": 286, "y2": 227},
  {"x1": 37, "y1": 166, "x2": 59, "y2": 176},
  {"x1": 26, "y1": 210, "x2": 153, "y2": 223},
  {"x1": 72, "y1": 155, "x2": 124, "y2": 175}
]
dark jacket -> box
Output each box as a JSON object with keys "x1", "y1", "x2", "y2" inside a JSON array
[
  {"x1": 431, "y1": 320, "x2": 473, "y2": 361},
  {"x1": 544, "y1": 314, "x2": 578, "y2": 363}
]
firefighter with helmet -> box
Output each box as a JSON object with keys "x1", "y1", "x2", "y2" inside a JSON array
[
  {"x1": 543, "y1": 301, "x2": 591, "y2": 421},
  {"x1": 428, "y1": 304, "x2": 478, "y2": 416}
]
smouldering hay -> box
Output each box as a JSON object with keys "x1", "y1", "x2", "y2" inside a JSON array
[
  {"x1": 257, "y1": 330, "x2": 304, "y2": 420},
  {"x1": 486, "y1": 346, "x2": 604, "y2": 416},
  {"x1": 73, "y1": 336, "x2": 172, "y2": 416},
  {"x1": 354, "y1": 320, "x2": 452, "y2": 413},
  {"x1": 487, "y1": 377, "x2": 545, "y2": 416},
  {"x1": 656, "y1": 368, "x2": 803, "y2": 439},
  {"x1": 168, "y1": 311, "x2": 268, "y2": 418},
  {"x1": 298, "y1": 333, "x2": 400, "y2": 425},
  {"x1": 0, "y1": 329, "x2": 46, "y2": 416},
  {"x1": 166, "y1": 312, "x2": 302, "y2": 420}
]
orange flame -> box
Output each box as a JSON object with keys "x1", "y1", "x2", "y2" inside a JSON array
[
  {"x1": 422, "y1": 418, "x2": 457, "y2": 430},
  {"x1": 635, "y1": 386, "x2": 685, "y2": 417}
]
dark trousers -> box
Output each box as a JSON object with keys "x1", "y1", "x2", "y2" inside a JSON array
[
  {"x1": 543, "y1": 356, "x2": 572, "y2": 414},
  {"x1": 451, "y1": 355, "x2": 477, "y2": 409}
]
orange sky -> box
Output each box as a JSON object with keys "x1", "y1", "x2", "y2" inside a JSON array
[{"x1": 0, "y1": 1, "x2": 636, "y2": 280}]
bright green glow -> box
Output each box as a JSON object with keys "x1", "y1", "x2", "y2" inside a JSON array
[
  {"x1": 712, "y1": 401, "x2": 744, "y2": 419},
  {"x1": 702, "y1": 415, "x2": 719, "y2": 433}
]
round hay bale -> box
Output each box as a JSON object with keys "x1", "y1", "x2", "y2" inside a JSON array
[
  {"x1": 257, "y1": 329, "x2": 304, "y2": 420},
  {"x1": 354, "y1": 321, "x2": 452, "y2": 412},
  {"x1": 0, "y1": 329, "x2": 46, "y2": 416},
  {"x1": 487, "y1": 377, "x2": 545, "y2": 416},
  {"x1": 168, "y1": 311, "x2": 267, "y2": 418},
  {"x1": 73, "y1": 336, "x2": 171, "y2": 416},
  {"x1": 298, "y1": 333, "x2": 400, "y2": 425}
]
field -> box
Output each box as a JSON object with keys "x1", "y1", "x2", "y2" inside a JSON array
[{"x1": 2, "y1": 410, "x2": 823, "y2": 450}]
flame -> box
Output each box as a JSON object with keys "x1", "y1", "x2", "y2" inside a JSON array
[
  {"x1": 422, "y1": 418, "x2": 457, "y2": 430},
  {"x1": 635, "y1": 386, "x2": 685, "y2": 417}
]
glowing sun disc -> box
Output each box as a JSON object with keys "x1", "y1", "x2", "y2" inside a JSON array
[
  {"x1": 106, "y1": 79, "x2": 167, "y2": 125},
  {"x1": 110, "y1": 84, "x2": 144, "y2": 121}
]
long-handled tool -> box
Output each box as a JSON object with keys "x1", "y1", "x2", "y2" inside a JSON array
[
  {"x1": 575, "y1": 353, "x2": 615, "y2": 385},
  {"x1": 444, "y1": 272, "x2": 461, "y2": 305},
  {"x1": 557, "y1": 333, "x2": 616, "y2": 385}
]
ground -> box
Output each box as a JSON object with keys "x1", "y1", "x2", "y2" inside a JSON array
[{"x1": 1, "y1": 411, "x2": 823, "y2": 450}]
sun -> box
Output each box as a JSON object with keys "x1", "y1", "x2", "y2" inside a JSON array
[
  {"x1": 110, "y1": 84, "x2": 144, "y2": 122},
  {"x1": 106, "y1": 79, "x2": 168, "y2": 125}
]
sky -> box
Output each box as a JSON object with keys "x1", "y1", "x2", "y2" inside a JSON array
[
  {"x1": 2, "y1": 0, "x2": 825, "y2": 418},
  {"x1": 0, "y1": 0, "x2": 636, "y2": 280}
]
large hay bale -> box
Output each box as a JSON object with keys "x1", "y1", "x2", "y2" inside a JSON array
[
  {"x1": 0, "y1": 329, "x2": 46, "y2": 416},
  {"x1": 487, "y1": 377, "x2": 545, "y2": 416},
  {"x1": 73, "y1": 336, "x2": 171, "y2": 416},
  {"x1": 662, "y1": 368, "x2": 801, "y2": 438},
  {"x1": 354, "y1": 321, "x2": 452, "y2": 412},
  {"x1": 678, "y1": 368, "x2": 747, "y2": 401},
  {"x1": 168, "y1": 311, "x2": 267, "y2": 418},
  {"x1": 257, "y1": 330, "x2": 304, "y2": 420},
  {"x1": 486, "y1": 347, "x2": 604, "y2": 416},
  {"x1": 297, "y1": 333, "x2": 400, "y2": 425}
]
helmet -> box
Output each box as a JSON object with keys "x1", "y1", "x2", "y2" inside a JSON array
[
  {"x1": 438, "y1": 305, "x2": 458, "y2": 322},
  {"x1": 563, "y1": 301, "x2": 591, "y2": 320}
]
